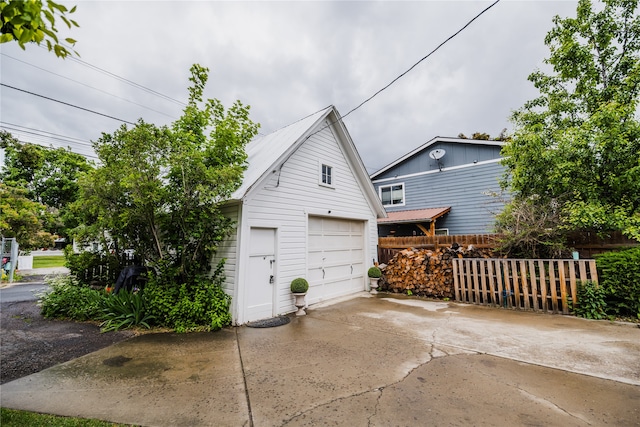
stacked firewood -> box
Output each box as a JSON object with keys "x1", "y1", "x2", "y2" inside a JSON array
[{"x1": 379, "y1": 244, "x2": 493, "y2": 298}]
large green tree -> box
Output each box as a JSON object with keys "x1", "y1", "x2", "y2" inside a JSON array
[
  {"x1": 500, "y1": 0, "x2": 640, "y2": 253},
  {"x1": 0, "y1": 0, "x2": 78, "y2": 58},
  {"x1": 0, "y1": 183, "x2": 55, "y2": 249},
  {"x1": 0, "y1": 131, "x2": 92, "y2": 240},
  {"x1": 78, "y1": 64, "x2": 259, "y2": 283}
]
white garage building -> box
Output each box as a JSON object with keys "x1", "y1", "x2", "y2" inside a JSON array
[{"x1": 214, "y1": 106, "x2": 386, "y2": 324}]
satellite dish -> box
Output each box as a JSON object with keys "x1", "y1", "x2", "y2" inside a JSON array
[{"x1": 429, "y1": 149, "x2": 446, "y2": 160}]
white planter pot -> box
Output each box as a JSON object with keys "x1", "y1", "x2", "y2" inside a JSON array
[
  {"x1": 369, "y1": 277, "x2": 380, "y2": 294},
  {"x1": 292, "y1": 292, "x2": 307, "y2": 316}
]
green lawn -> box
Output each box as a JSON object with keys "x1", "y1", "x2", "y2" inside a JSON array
[
  {"x1": 0, "y1": 408, "x2": 134, "y2": 426},
  {"x1": 32, "y1": 255, "x2": 66, "y2": 269}
]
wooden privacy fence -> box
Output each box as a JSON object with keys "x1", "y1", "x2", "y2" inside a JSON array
[
  {"x1": 452, "y1": 258, "x2": 598, "y2": 314},
  {"x1": 379, "y1": 233, "x2": 637, "y2": 264},
  {"x1": 378, "y1": 234, "x2": 500, "y2": 264}
]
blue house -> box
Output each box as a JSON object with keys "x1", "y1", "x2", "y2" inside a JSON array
[{"x1": 370, "y1": 136, "x2": 505, "y2": 236}]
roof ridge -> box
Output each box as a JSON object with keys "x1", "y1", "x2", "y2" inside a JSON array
[{"x1": 262, "y1": 105, "x2": 332, "y2": 137}]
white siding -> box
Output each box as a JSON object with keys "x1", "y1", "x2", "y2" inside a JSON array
[
  {"x1": 242, "y1": 122, "x2": 378, "y2": 317},
  {"x1": 212, "y1": 203, "x2": 240, "y2": 298}
]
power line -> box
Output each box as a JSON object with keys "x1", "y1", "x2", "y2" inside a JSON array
[
  {"x1": 2, "y1": 53, "x2": 178, "y2": 119},
  {"x1": 1, "y1": 122, "x2": 93, "y2": 146},
  {"x1": 341, "y1": 0, "x2": 501, "y2": 122},
  {"x1": 63, "y1": 51, "x2": 187, "y2": 107},
  {"x1": 1, "y1": 83, "x2": 137, "y2": 125},
  {"x1": 299, "y1": 0, "x2": 502, "y2": 143},
  {"x1": 37, "y1": 43, "x2": 187, "y2": 107},
  {"x1": 0, "y1": 124, "x2": 98, "y2": 159},
  {"x1": 1, "y1": 135, "x2": 98, "y2": 160},
  {"x1": 0, "y1": 122, "x2": 100, "y2": 160}
]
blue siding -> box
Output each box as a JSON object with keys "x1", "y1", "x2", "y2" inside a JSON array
[
  {"x1": 374, "y1": 161, "x2": 505, "y2": 234},
  {"x1": 375, "y1": 142, "x2": 502, "y2": 180}
]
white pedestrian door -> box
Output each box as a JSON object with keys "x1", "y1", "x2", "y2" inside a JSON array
[{"x1": 246, "y1": 228, "x2": 276, "y2": 322}]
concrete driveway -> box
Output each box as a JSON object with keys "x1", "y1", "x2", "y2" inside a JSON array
[{"x1": 1, "y1": 293, "x2": 639, "y2": 426}]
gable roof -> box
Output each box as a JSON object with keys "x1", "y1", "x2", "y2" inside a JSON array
[
  {"x1": 370, "y1": 136, "x2": 504, "y2": 179},
  {"x1": 230, "y1": 105, "x2": 386, "y2": 218},
  {"x1": 231, "y1": 107, "x2": 329, "y2": 200}
]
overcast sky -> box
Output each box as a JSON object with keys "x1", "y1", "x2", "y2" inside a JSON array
[{"x1": 0, "y1": 0, "x2": 579, "y2": 173}]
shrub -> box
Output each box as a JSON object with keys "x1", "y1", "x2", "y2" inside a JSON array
[
  {"x1": 367, "y1": 266, "x2": 382, "y2": 278},
  {"x1": 144, "y1": 263, "x2": 232, "y2": 333},
  {"x1": 290, "y1": 277, "x2": 309, "y2": 293},
  {"x1": 595, "y1": 247, "x2": 640, "y2": 319},
  {"x1": 64, "y1": 247, "x2": 117, "y2": 285},
  {"x1": 39, "y1": 275, "x2": 106, "y2": 321},
  {"x1": 99, "y1": 289, "x2": 155, "y2": 332},
  {"x1": 570, "y1": 280, "x2": 607, "y2": 319}
]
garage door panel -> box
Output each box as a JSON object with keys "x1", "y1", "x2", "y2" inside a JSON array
[
  {"x1": 308, "y1": 250, "x2": 324, "y2": 267},
  {"x1": 351, "y1": 248, "x2": 364, "y2": 259},
  {"x1": 322, "y1": 250, "x2": 351, "y2": 265},
  {"x1": 322, "y1": 218, "x2": 350, "y2": 232},
  {"x1": 307, "y1": 216, "x2": 366, "y2": 304},
  {"x1": 309, "y1": 279, "x2": 363, "y2": 304},
  {"x1": 321, "y1": 235, "x2": 350, "y2": 250},
  {"x1": 348, "y1": 235, "x2": 363, "y2": 246},
  {"x1": 307, "y1": 267, "x2": 323, "y2": 283},
  {"x1": 308, "y1": 216, "x2": 323, "y2": 231},
  {"x1": 308, "y1": 235, "x2": 323, "y2": 250},
  {"x1": 324, "y1": 264, "x2": 352, "y2": 280},
  {"x1": 351, "y1": 262, "x2": 364, "y2": 276}
]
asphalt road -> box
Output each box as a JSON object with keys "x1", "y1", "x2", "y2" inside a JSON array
[{"x1": 0, "y1": 283, "x2": 49, "y2": 303}]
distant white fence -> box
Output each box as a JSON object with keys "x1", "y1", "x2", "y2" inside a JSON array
[{"x1": 18, "y1": 255, "x2": 33, "y2": 270}]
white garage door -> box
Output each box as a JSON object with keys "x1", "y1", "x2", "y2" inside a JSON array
[{"x1": 307, "y1": 216, "x2": 365, "y2": 304}]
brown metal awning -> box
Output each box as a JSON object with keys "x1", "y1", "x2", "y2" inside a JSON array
[
  {"x1": 378, "y1": 207, "x2": 451, "y2": 236},
  {"x1": 378, "y1": 207, "x2": 451, "y2": 224}
]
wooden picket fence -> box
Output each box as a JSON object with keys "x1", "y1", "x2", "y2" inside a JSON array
[{"x1": 452, "y1": 258, "x2": 599, "y2": 314}]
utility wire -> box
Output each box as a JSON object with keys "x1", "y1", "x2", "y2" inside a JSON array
[
  {"x1": 62, "y1": 50, "x2": 187, "y2": 107},
  {"x1": 341, "y1": 0, "x2": 501, "y2": 122},
  {"x1": 2, "y1": 53, "x2": 177, "y2": 119},
  {"x1": 292, "y1": 0, "x2": 501, "y2": 147},
  {"x1": 1, "y1": 129, "x2": 98, "y2": 160},
  {"x1": 1, "y1": 122, "x2": 92, "y2": 146},
  {"x1": 1, "y1": 83, "x2": 137, "y2": 125},
  {"x1": 38, "y1": 43, "x2": 187, "y2": 107},
  {"x1": 270, "y1": 0, "x2": 502, "y2": 186},
  {"x1": 4, "y1": 1, "x2": 499, "y2": 161},
  {"x1": 0, "y1": 124, "x2": 98, "y2": 158}
]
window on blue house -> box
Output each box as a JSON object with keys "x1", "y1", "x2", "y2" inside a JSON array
[{"x1": 380, "y1": 183, "x2": 405, "y2": 206}]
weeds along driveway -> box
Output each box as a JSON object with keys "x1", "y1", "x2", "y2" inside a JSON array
[{"x1": 1, "y1": 293, "x2": 639, "y2": 427}]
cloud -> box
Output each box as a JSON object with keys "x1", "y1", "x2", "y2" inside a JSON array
[{"x1": 0, "y1": 0, "x2": 579, "y2": 171}]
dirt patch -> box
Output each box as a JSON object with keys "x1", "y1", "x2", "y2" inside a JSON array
[{"x1": 1, "y1": 300, "x2": 135, "y2": 384}]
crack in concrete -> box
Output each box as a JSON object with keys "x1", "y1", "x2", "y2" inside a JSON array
[
  {"x1": 279, "y1": 388, "x2": 376, "y2": 426},
  {"x1": 279, "y1": 345, "x2": 437, "y2": 426},
  {"x1": 278, "y1": 311, "x2": 480, "y2": 426},
  {"x1": 367, "y1": 387, "x2": 383, "y2": 427},
  {"x1": 515, "y1": 386, "x2": 592, "y2": 425},
  {"x1": 473, "y1": 361, "x2": 594, "y2": 426},
  {"x1": 235, "y1": 328, "x2": 254, "y2": 427}
]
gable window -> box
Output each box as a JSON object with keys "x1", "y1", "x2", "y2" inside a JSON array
[
  {"x1": 380, "y1": 183, "x2": 405, "y2": 206},
  {"x1": 319, "y1": 163, "x2": 334, "y2": 187}
]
